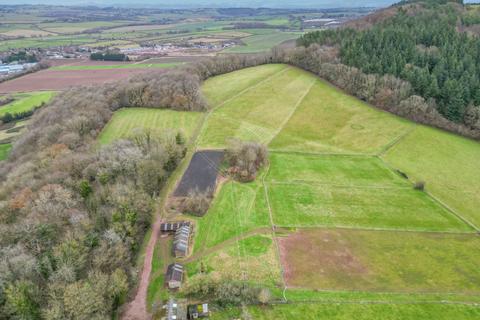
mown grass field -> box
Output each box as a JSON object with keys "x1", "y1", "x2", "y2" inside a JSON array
[
  {"x1": 98, "y1": 108, "x2": 203, "y2": 145},
  {"x1": 151, "y1": 64, "x2": 480, "y2": 318},
  {"x1": 212, "y1": 303, "x2": 480, "y2": 320},
  {"x1": 279, "y1": 229, "x2": 480, "y2": 293},
  {"x1": 0, "y1": 91, "x2": 55, "y2": 116},
  {"x1": 187, "y1": 234, "x2": 282, "y2": 288},
  {"x1": 192, "y1": 179, "x2": 270, "y2": 253},
  {"x1": 383, "y1": 125, "x2": 480, "y2": 229},
  {"x1": 269, "y1": 79, "x2": 413, "y2": 154},
  {"x1": 199, "y1": 66, "x2": 315, "y2": 148},
  {"x1": 0, "y1": 144, "x2": 11, "y2": 161}
]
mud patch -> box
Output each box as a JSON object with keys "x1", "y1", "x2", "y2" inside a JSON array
[
  {"x1": 174, "y1": 150, "x2": 224, "y2": 197},
  {"x1": 278, "y1": 229, "x2": 367, "y2": 289}
]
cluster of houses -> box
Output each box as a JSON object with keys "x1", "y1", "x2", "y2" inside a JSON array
[
  {"x1": 0, "y1": 63, "x2": 37, "y2": 76},
  {"x1": 160, "y1": 221, "x2": 210, "y2": 320},
  {"x1": 164, "y1": 299, "x2": 209, "y2": 320}
]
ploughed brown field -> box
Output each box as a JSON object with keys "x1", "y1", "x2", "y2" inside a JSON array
[{"x1": 0, "y1": 68, "x2": 152, "y2": 93}]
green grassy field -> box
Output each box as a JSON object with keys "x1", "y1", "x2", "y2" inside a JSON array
[
  {"x1": 187, "y1": 234, "x2": 282, "y2": 288},
  {"x1": 202, "y1": 64, "x2": 288, "y2": 107},
  {"x1": 150, "y1": 64, "x2": 480, "y2": 318},
  {"x1": 279, "y1": 228, "x2": 480, "y2": 293},
  {"x1": 223, "y1": 31, "x2": 301, "y2": 53},
  {"x1": 0, "y1": 91, "x2": 55, "y2": 117},
  {"x1": 98, "y1": 108, "x2": 203, "y2": 145},
  {"x1": 51, "y1": 63, "x2": 180, "y2": 71},
  {"x1": 383, "y1": 126, "x2": 480, "y2": 229},
  {"x1": 268, "y1": 182, "x2": 468, "y2": 231},
  {"x1": 193, "y1": 180, "x2": 270, "y2": 253},
  {"x1": 212, "y1": 303, "x2": 480, "y2": 320},
  {"x1": 199, "y1": 67, "x2": 315, "y2": 148},
  {"x1": 0, "y1": 144, "x2": 12, "y2": 161},
  {"x1": 269, "y1": 79, "x2": 413, "y2": 154}
]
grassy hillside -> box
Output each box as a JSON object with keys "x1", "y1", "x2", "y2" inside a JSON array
[
  {"x1": 212, "y1": 303, "x2": 480, "y2": 320},
  {"x1": 0, "y1": 91, "x2": 55, "y2": 116},
  {"x1": 151, "y1": 64, "x2": 480, "y2": 318},
  {"x1": 98, "y1": 108, "x2": 203, "y2": 145},
  {"x1": 0, "y1": 144, "x2": 11, "y2": 161},
  {"x1": 383, "y1": 126, "x2": 480, "y2": 229}
]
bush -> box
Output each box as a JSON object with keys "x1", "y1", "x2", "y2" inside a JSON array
[
  {"x1": 182, "y1": 274, "x2": 270, "y2": 307},
  {"x1": 414, "y1": 181, "x2": 426, "y2": 191},
  {"x1": 225, "y1": 139, "x2": 268, "y2": 182},
  {"x1": 178, "y1": 188, "x2": 212, "y2": 216}
]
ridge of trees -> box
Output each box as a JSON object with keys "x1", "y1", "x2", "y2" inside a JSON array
[{"x1": 297, "y1": 1, "x2": 480, "y2": 133}]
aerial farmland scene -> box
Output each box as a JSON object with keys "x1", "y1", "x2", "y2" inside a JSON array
[{"x1": 0, "y1": 0, "x2": 479, "y2": 319}]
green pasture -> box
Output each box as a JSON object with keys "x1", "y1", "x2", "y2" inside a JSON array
[
  {"x1": 267, "y1": 181, "x2": 468, "y2": 232},
  {"x1": 269, "y1": 79, "x2": 413, "y2": 154},
  {"x1": 202, "y1": 64, "x2": 288, "y2": 107},
  {"x1": 187, "y1": 234, "x2": 282, "y2": 288},
  {"x1": 98, "y1": 108, "x2": 203, "y2": 145},
  {"x1": 198, "y1": 67, "x2": 315, "y2": 148},
  {"x1": 0, "y1": 91, "x2": 55, "y2": 117},
  {"x1": 150, "y1": 64, "x2": 480, "y2": 315},
  {"x1": 211, "y1": 303, "x2": 480, "y2": 320},
  {"x1": 383, "y1": 125, "x2": 480, "y2": 229},
  {"x1": 192, "y1": 180, "x2": 270, "y2": 253},
  {"x1": 0, "y1": 144, "x2": 12, "y2": 161},
  {"x1": 267, "y1": 153, "x2": 409, "y2": 187},
  {"x1": 279, "y1": 228, "x2": 480, "y2": 293}
]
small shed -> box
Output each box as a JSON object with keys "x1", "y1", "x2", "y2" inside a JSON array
[
  {"x1": 165, "y1": 263, "x2": 184, "y2": 289},
  {"x1": 173, "y1": 224, "x2": 191, "y2": 257},
  {"x1": 187, "y1": 303, "x2": 209, "y2": 319},
  {"x1": 165, "y1": 298, "x2": 178, "y2": 320},
  {"x1": 161, "y1": 221, "x2": 190, "y2": 234}
]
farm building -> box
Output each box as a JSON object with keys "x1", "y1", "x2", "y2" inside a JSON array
[
  {"x1": 173, "y1": 224, "x2": 191, "y2": 257},
  {"x1": 187, "y1": 303, "x2": 209, "y2": 319},
  {"x1": 161, "y1": 221, "x2": 190, "y2": 233},
  {"x1": 165, "y1": 298, "x2": 178, "y2": 320},
  {"x1": 165, "y1": 263, "x2": 184, "y2": 289}
]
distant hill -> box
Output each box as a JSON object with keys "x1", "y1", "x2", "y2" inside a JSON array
[{"x1": 1, "y1": 0, "x2": 397, "y2": 9}]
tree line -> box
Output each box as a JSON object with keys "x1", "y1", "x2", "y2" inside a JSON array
[
  {"x1": 2, "y1": 36, "x2": 480, "y2": 318},
  {"x1": 0, "y1": 54, "x2": 277, "y2": 319},
  {"x1": 0, "y1": 67, "x2": 209, "y2": 319},
  {"x1": 298, "y1": 1, "x2": 480, "y2": 134}
]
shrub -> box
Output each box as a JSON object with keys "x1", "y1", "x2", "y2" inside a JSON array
[
  {"x1": 225, "y1": 139, "x2": 268, "y2": 182},
  {"x1": 182, "y1": 274, "x2": 269, "y2": 307},
  {"x1": 178, "y1": 188, "x2": 212, "y2": 216},
  {"x1": 414, "y1": 181, "x2": 426, "y2": 191}
]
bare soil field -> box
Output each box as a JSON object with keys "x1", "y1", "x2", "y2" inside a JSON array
[
  {"x1": 0, "y1": 68, "x2": 152, "y2": 93},
  {"x1": 139, "y1": 56, "x2": 210, "y2": 64},
  {"x1": 45, "y1": 58, "x2": 85, "y2": 67},
  {"x1": 174, "y1": 150, "x2": 224, "y2": 197},
  {"x1": 278, "y1": 228, "x2": 480, "y2": 293}
]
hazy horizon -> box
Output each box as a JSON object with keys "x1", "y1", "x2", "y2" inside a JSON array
[{"x1": 0, "y1": 0, "x2": 397, "y2": 9}]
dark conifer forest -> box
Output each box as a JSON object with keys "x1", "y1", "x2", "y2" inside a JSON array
[{"x1": 299, "y1": 0, "x2": 480, "y2": 128}]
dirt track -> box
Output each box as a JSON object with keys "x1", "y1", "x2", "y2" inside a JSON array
[
  {"x1": 0, "y1": 68, "x2": 152, "y2": 93},
  {"x1": 122, "y1": 216, "x2": 163, "y2": 320}
]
